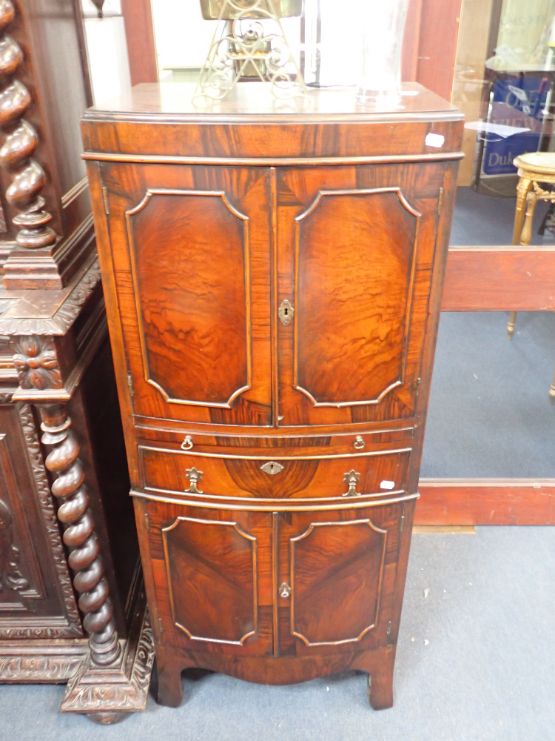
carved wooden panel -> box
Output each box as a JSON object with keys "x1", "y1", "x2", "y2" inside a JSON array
[
  {"x1": 288, "y1": 517, "x2": 388, "y2": 647},
  {"x1": 162, "y1": 515, "x2": 258, "y2": 645},
  {"x1": 0, "y1": 404, "x2": 81, "y2": 638},
  {"x1": 101, "y1": 164, "x2": 272, "y2": 427}
]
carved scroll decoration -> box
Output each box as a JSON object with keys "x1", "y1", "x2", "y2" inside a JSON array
[
  {"x1": 61, "y1": 612, "x2": 155, "y2": 717},
  {"x1": 0, "y1": 652, "x2": 85, "y2": 681},
  {"x1": 39, "y1": 403, "x2": 121, "y2": 667},
  {"x1": 13, "y1": 336, "x2": 62, "y2": 390},
  {"x1": 0, "y1": 258, "x2": 101, "y2": 337},
  {"x1": 0, "y1": 496, "x2": 28, "y2": 593},
  {"x1": 0, "y1": 0, "x2": 58, "y2": 250}
]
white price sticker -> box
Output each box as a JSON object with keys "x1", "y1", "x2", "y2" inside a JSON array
[
  {"x1": 380, "y1": 480, "x2": 395, "y2": 491},
  {"x1": 425, "y1": 132, "x2": 445, "y2": 148}
]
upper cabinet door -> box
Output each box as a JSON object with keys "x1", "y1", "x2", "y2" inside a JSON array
[
  {"x1": 276, "y1": 164, "x2": 445, "y2": 427},
  {"x1": 101, "y1": 164, "x2": 273, "y2": 427}
]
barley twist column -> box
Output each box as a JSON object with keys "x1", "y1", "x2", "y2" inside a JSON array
[
  {"x1": 40, "y1": 404, "x2": 121, "y2": 666},
  {"x1": 0, "y1": 0, "x2": 58, "y2": 249}
]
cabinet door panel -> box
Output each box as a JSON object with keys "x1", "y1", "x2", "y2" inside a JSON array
[
  {"x1": 129, "y1": 190, "x2": 249, "y2": 408},
  {"x1": 295, "y1": 188, "x2": 418, "y2": 406},
  {"x1": 277, "y1": 164, "x2": 445, "y2": 426},
  {"x1": 163, "y1": 516, "x2": 256, "y2": 644},
  {"x1": 101, "y1": 164, "x2": 272, "y2": 427},
  {"x1": 137, "y1": 499, "x2": 273, "y2": 655},
  {"x1": 277, "y1": 504, "x2": 404, "y2": 654}
]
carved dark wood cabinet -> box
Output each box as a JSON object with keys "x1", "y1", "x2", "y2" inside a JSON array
[
  {"x1": 0, "y1": 0, "x2": 152, "y2": 723},
  {"x1": 82, "y1": 83, "x2": 463, "y2": 709}
]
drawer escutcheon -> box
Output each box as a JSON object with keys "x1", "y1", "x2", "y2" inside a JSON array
[{"x1": 260, "y1": 461, "x2": 284, "y2": 475}]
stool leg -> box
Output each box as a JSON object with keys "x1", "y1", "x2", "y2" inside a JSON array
[
  {"x1": 512, "y1": 178, "x2": 533, "y2": 241},
  {"x1": 507, "y1": 179, "x2": 536, "y2": 337},
  {"x1": 507, "y1": 311, "x2": 517, "y2": 337}
]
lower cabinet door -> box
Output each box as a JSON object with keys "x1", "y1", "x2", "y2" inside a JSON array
[
  {"x1": 136, "y1": 499, "x2": 273, "y2": 656},
  {"x1": 276, "y1": 503, "x2": 406, "y2": 655}
]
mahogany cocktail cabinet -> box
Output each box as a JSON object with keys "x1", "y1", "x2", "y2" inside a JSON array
[{"x1": 82, "y1": 83, "x2": 462, "y2": 709}]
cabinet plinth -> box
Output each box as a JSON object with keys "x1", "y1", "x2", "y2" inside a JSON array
[{"x1": 83, "y1": 82, "x2": 463, "y2": 710}]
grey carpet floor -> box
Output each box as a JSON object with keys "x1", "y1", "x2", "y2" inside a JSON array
[
  {"x1": 0, "y1": 526, "x2": 553, "y2": 741},
  {"x1": 422, "y1": 311, "x2": 555, "y2": 477},
  {"x1": 450, "y1": 186, "x2": 548, "y2": 246},
  {"x1": 423, "y1": 185, "x2": 555, "y2": 478}
]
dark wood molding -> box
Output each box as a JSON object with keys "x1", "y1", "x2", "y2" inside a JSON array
[
  {"x1": 417, "y1": 479, "x2": 555, "y2": 525},
  {"x1": 402, "y1": 0, "x2": 424, "y2": 82},
  {"x1": 404, "y1": 0, "x2": 462, "y2": 99},
  {"x1": 442, "y1": 246, "x2": 555, "y2": 311},
  {"x1": 0, "y1": 641, "x2": 87, "y2": 681},
  {"x1": 60, "y1": 583, "x2": 154, "y2": 723},
  {"x1": 121, "y1": 0, "x2": 158, "y2": 85},
  {"x1": 0, "y1": 257, "x2": 101, "y2": 337}
]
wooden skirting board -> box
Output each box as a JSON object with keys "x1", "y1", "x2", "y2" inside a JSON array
[
  {"x1": 431, "y1": 247, "x2": 555, "y2": 525},
  {"x1": 417, "y1": 479, "x2": 555, "y2": 525}
]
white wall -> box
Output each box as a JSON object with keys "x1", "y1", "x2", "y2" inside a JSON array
[
  {"x1": 150, "y1": 0, "x2": 214, "y2": 71},
  {"x1": 81, "y1": 0, "x2": 132, "y2": 104}
]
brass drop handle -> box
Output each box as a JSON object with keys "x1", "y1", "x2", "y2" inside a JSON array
[
  {"x1": 181, "y1": 435, "x2": 194, "y2": 451},
  {"x1": 279, "y1": 582, "x2": 292, "y2": 599},
  {"x1": 353, "y1": 435, "x2": 365, "y2": 450},
  {"x1": 342, "y1": 469, "x2": 361, "y2": 497},
  {"x1": 185, "y1": 467, "x2": 203, "y2": 494}
]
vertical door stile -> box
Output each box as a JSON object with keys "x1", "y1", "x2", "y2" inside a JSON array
[
  {"x1": 270, "y1": 167, "x2": 280, "y2": 428},
  {"x1": 271, "y1": 511, "x2": 280, "y2": 656}
]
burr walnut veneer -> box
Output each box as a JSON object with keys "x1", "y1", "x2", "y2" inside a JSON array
[{"x1": 82, "y1": 83, "x2": 463, "y2": 709}]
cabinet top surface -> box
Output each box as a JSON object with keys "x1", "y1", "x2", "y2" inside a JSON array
[{"x1": 83, "y1": 82, "x2": 461, "y2": 125}]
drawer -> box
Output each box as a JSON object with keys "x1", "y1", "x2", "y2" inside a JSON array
[
  {"x1": 138, "y1": 443, "x2": 411, "y2": 501},
  {"x1": 134, "y1": 426, "x2": 415, "y2": 458}
]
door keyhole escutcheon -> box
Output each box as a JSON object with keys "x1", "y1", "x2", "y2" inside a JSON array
[
  {"x1": 278, "y1": 299, "x2": 294, "y2": 326},
  {"x1": 279, "y1": 582, "x2": 292, "y2": 599}
]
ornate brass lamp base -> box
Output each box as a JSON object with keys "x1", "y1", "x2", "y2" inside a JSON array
[{"x1": 196, "y1": 0, "x2": 305, "y2": 101}]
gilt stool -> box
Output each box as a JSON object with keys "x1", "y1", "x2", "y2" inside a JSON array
[{"x1": 506, "y1": 152, "x2": 555, "y2": 398}]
